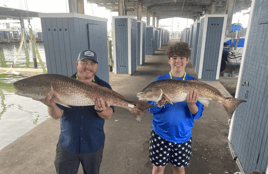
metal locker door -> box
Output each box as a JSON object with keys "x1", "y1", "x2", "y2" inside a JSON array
[
  {"x1": 131, "y1": 19, "x2": 137, "y2": 73},
  {"x1": 202, "y1": 17, "x2": 223, "y2": 80},
  {"x1": 146, "y1": 28, "x2": 153, "y2": 55},
  {"x1": 137, "y1": 22, "x2": 141, "y2": 66},
  {"x1": 254, "y1": 1, "x2": 268, "y2": 170},
  {"x1": 87, "y1": 22, "x2": 103, "y2": 78},
  {"x1": 255, "y1": 78, "x2": 268, "y2": 171},
  {"x1": 230, "y1": 0, "x2": 268, "y2": 172},
  {"x1": 114, "y1": 19, "x2": 128, "y2": 74},
  {"x1": 195, "y1": 18, "x2": 204, "y2": 76}
]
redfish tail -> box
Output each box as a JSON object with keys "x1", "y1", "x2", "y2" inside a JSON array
[
  {"x1": 223, "y1": 97, "x2": 246, "y2": 118},
  {"x1": 127, "y1": 101, "x2": 154, "y2": 122}
]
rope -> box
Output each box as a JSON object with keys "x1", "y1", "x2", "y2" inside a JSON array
[
  {"x1": 11, "y1": 28, "x2": 25, "y2": 68},
  {"x1": 29, "y1": 25, "x2": 47, "y2": 73}
]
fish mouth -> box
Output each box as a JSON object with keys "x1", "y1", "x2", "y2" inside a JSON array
[
  {"x1": 14, "y1": 91, "x2": 25, "y2": 97},
  {"x1": 13, "y1": 82, "x2": 18, "y2": 89}
]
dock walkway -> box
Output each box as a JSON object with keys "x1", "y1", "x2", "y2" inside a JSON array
[{"x1": 0, "y1": 41, "x2": 240, "y2": 174}]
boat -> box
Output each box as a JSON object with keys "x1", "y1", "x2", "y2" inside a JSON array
[
  {"x1": 0, "y1": 29, "x2": 12, "y2": 43},
  {"x1": 223, "y1": 23, "x2": 246, "y2": 66},
  {"x1": 35, "y1": 32, "x2": 43, "y2": 42},
  {"x1": 10, "y1": 29, "x2": 21, "y2": 42}
]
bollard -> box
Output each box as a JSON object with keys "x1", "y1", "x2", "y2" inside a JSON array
[{"x1": 31, "y1": 39, "x2": 37, "y2": 68}]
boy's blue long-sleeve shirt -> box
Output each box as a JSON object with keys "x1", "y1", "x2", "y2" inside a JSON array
[{"x1": 148, "y1": 72, "x2": 204, "y2": 143}]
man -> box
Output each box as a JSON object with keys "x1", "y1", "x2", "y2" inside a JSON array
[
  {"x1": 148, "y1": 42, "x2": 204, "y2": 174},
  {"x1": 34, "y1": 50, "x2": 114, "y2": 174}
]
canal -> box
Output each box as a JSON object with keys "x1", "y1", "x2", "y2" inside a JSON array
[{"x1": 0, "y1": 42, "x2": 48, "y2": 150}]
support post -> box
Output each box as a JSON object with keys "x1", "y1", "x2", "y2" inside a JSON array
[
  {"x1": 108, "y1": 39, "x2": 113, "y2": 71},
  {"x1": 137, "y1": 1, "x2": 142, "y2": 20},
  {"x1": 118, "y1": 0, "x2": 125, "y2": 16},
  {"x1": 211, "y1": 0, "x2": 216, "y2": 14},
  {"x1": 19, "y1": 17, "x2": 25, "y2": 32},
  {"x1": 31, "y1": 40, "x2": 37, "y2": 68},
  {"x1": 156, "y1": 17, "x2": 159, "y2": 28},
  {"x1": 68, "y1": 0, "x2": 78, "y2": 13},
  {"x1": 226, "y1": 0, "x2": 236, "y2": 34},
  {"x1": 153, "y1": 13, "x2": 155, "y2": 27},
  {"x1": 146, "y1": 10, "x2": 150, "y2": 26},
  {"x1": 77, "y1": 0, "x2": 84, "y2": 14},
  {"x1": 197, "y1": 13, "x2": 200, "y2": 20},
  {"x1": 19, "y1": 17, "x2": 26, "y2": 43},
  {"x1": 20, "y1": 17, "x2": 29, "y2": 56},
  {"x1": 233, "y1": 30, "x2": 240, "y2": 52}
]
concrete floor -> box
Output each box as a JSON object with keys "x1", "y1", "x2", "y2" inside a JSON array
[{"x1": 0, "y1": 41, "x2": 240, "y2": 174}]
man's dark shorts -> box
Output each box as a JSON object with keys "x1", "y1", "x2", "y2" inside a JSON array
[{"x1": 149, "y1": 130, "x2": 192, "y2": 167}]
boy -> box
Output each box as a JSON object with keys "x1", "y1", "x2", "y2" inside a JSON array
[{"x1": 148, "y1": 42, "x2": 204, "y2": 174}]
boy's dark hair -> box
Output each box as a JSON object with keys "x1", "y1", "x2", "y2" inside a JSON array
[{"x1": 167, "y1": 42, "x2": 191, "y2": 58}]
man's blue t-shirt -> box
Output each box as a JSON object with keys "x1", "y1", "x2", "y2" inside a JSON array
[
  {"x1": 148, "y1": 72, "x2": 204, "y2": 143},
  {"x1": 56, "y1": 73, "x2": 114, "y2": 154}
]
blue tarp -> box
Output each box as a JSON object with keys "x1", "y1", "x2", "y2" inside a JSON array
[
  {"x1": 226, "y1": 38, "x2": 245, "y2": 47},
  {"x1": 231, "y1": 23, "x2": 244, "y2": 32}
]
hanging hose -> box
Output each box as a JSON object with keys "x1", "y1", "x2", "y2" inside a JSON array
[
  {"x1": 11, "y1": 28, "x2": 25, "y2": 68},
  {"x1": 29, "y1": 24, "x2": 47, "y2": 74}
]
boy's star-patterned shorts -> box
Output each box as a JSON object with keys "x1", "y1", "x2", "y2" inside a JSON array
[{"x1": 149, "y1": 130, "x2": 192, "y2": 167}]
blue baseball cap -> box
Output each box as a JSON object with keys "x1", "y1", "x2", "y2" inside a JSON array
[{"x1": 77, "y1": 50, "x2": 98, "y2": 63}]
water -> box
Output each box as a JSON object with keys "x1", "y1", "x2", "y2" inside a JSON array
[
  {"x1": 0, "y1": 43, "x2": 49, "y2": 150},
  {"x1": 0, "y1": 42, "x2": 47, "y2": 69}
]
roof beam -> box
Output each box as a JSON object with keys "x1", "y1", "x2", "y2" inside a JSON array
[
  {"x1": 149, "y1": 5, "x2": 204, "y2": 12},
  {"x1": 87, "y1": 0, "x2": 252, "y2": 19},
  {"x1": 0, "y1": 7, "x2": 39, "y2": 19}
]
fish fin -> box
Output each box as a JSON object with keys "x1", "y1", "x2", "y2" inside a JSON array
[
  {"x1": 55, "y1": 100, "x2": 71, "y2": 108},
  {"x1": 188, "y1": 80, "x2": 222, "y2": 96},
  {"x1": 222, "y1": 98, "x2": 246, "y2": 118},
  {"x1": 85, "y1": 82, "x2": 125, "y2": 99},
  {"x1": 51, "y1": 92, "x2": 71, "y2": 108},
  {"x1": 126, "y1": 101, "x2": 154, "y2": 122},
  {"x1": 157, "y1": 94, "x2": 173, "y2": 107},
  {"x1": 198, "y1": 99, "x2": 209, "y2": 107},
  {"x1": 137, "y1": 87, "x2": 163, "y2": 102}
]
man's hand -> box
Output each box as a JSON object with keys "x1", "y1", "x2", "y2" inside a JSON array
[
  {"x1": 33, "y1": 94, "x2": 63, "y2": 120},
  {"x1": 94, "y1": 98, "x2": 113, "y2": 120},
  {"x1": 94, "y1": 98, "x2": 110, "y2": 112}
]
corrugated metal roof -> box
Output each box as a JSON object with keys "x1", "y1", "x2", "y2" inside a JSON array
[
  {"x1": 0, "y1": 7, "x2": 39, "y2": 19},
  {"x1": 87, "y1": 0, "x2": 251, "y2": 19}
]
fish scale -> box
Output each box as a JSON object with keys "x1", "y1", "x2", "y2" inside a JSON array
[
  {"x1": 137, "y1": 79, "x2": 246, "y2": 118},
  {"x1": 13, "y1": 74, "x2": 154, "y2": 122}
]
